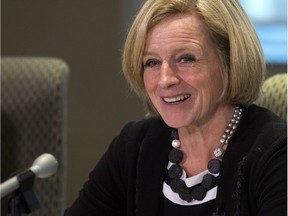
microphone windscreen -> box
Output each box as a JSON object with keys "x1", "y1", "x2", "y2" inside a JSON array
[{"x1": 30, "y1": 153, "x2": 58, "y2": 178}]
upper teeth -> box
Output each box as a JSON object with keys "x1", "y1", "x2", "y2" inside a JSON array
[{"x1": 163, "y1": 94, "x2": 190, "y2": 103}]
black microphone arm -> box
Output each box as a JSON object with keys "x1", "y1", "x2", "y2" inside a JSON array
[{"x1": 0, "y1": 153, "x2": 58, "y2": 199}]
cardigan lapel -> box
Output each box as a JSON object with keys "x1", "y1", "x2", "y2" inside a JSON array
[{"x1": 135, "y1": 123, "x2": 172, "y2": 216}]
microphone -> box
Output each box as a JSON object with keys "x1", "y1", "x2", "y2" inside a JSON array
[{"x1": 0, "y1": 153, "x2": 58, "y2": 198}]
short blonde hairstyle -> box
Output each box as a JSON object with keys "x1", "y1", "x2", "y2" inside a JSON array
[{"x1": 122, "y1": 0, "x2": 266, "y2": 114}]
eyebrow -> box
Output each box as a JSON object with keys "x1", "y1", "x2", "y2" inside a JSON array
[{"x1": 143, "y1": 45, "x2": 203, "y2": 58}]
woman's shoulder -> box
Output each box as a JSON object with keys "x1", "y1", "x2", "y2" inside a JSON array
[
  {"x1": 244, "y1": 104, "x2": 286, "y2": 124},
  {"x1": 228, "y1": 104, "x2": 286, "y2": 160},
  {"x1": 118, "y1": 116, "x2": 171, "y2": 142},
  {"x1": 108, "y1": 116, "x2": 171, "y2": 153},
  {"x1": 242, "y1": 104, "x2": 286, "y2": 135},
  {"x1": 240, "y1": 104, "x2": 286, "y2": 156}
]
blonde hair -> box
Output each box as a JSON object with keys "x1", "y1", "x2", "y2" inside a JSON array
[{"x1": 122, "y1": 0, "x2": 265, "y2": 114}]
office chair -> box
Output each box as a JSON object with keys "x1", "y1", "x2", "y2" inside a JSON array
[
  {"x1": 256, "y1": 73, "x2": 287, "y2": 120},
  {"x1": 1, "y1": 57, "x2": 69, "y2": 216}
]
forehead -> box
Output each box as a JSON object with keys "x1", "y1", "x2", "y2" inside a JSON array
[{"x1": 146, "y1": 13, "x2": 211, "y2": 47}]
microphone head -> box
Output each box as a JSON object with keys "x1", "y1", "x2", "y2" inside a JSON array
[{"x1": 30, "y1": 153, "x2": 58, "y2": 178}]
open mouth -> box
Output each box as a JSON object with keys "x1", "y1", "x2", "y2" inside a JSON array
[{"x1": 162, "y1": 94, "x2": 191, "y2": 104}]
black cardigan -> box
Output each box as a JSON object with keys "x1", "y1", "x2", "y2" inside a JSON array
[{"x1": 65, "y1": 105, "x2": 287, "y2": 216}]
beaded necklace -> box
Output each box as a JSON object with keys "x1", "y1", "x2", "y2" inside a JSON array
[{"x1": 167, "y1": 106, "x2": 242, "y2": 202}]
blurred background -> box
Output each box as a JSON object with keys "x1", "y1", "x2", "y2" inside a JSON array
[{"x1": 1, "y1": 0, "x2": 286, "y2": 207}]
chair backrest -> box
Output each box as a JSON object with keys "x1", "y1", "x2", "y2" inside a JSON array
[
  {"x1": 256, "y1": 73, "x2": 287, "y2": 120},
  {"x1": 1, "y1": 57, "x2": 69, "y2": 216}
]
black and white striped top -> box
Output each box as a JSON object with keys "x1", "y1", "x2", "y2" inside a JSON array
[{"x1": 159, "y1": 162, "x2": 219, "y2": 215}]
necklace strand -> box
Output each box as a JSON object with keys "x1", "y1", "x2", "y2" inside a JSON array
[{"x1": 167, "y1": 106, "x2": 242, "y2": 202}]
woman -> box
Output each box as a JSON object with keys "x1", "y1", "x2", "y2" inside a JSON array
[{"x1": 65, "y1": 0, "x2": 287, "y2": 215}]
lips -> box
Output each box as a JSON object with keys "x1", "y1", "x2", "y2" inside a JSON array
[{"x1": 162, "y1": 94, "x2": 191, "y2": 104}]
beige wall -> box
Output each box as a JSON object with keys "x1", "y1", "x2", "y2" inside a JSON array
[{"x1": 1, "y1": 0, "x2": 145, "y2": 206}]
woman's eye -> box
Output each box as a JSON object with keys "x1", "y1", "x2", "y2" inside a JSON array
[
  {"x1": 178, "y1": 54, "x2": 196, "y2": 63},
  {"x1": 143, "y1": 59, "x2": 161, "y2": 68}
]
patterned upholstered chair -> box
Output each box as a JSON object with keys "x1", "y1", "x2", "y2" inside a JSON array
[
  {"x1": 256, "y1": 73, "x2": 287, "y2": 120},
  {"x1": 1, "y1": 57, "x2": 69, "y2": 216}
]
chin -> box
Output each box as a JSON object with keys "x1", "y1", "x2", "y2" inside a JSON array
[{"x1": 161, "y1": 116, "x2": 190, "y2": 129}]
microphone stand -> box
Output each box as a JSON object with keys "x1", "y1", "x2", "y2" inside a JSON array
[{"x1": 7, "y1": 170, "x2": 40, "y2": 216}]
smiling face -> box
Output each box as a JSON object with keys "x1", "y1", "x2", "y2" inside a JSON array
[{"x1": 143, "y1": 14, "x2": 226, "y2": 129}]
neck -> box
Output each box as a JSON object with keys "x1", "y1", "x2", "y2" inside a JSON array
[
  {"x1": 177, "y1": 105, "x2": 236, "y2": 169},
  {"x1": 178, "y1": 105, "x2": 235, "y2": 147}
]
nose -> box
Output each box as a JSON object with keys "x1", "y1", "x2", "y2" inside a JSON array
[{"x1": 158, "y1": 62, "x2": 180, "y2": 88}]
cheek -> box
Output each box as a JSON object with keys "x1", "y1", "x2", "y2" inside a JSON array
[
  {"x1": 143, "y1": 73, "x2": 149, "y2": 91},
  {"x1": 207, "y1": 57, "x2": 225, "y2": 96},
  {"x1": 206, "y1": 72, "x2": 225, "y2": 102},
  {"x1": 181, "y1": 70, "x2": 208, "y2": 90},
  {"x1": 143, "y1": 72, "x2": 156, "y2": 93},
  {"x1": 210, "y1": 66, "x2": 225, "y2": 91}
]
